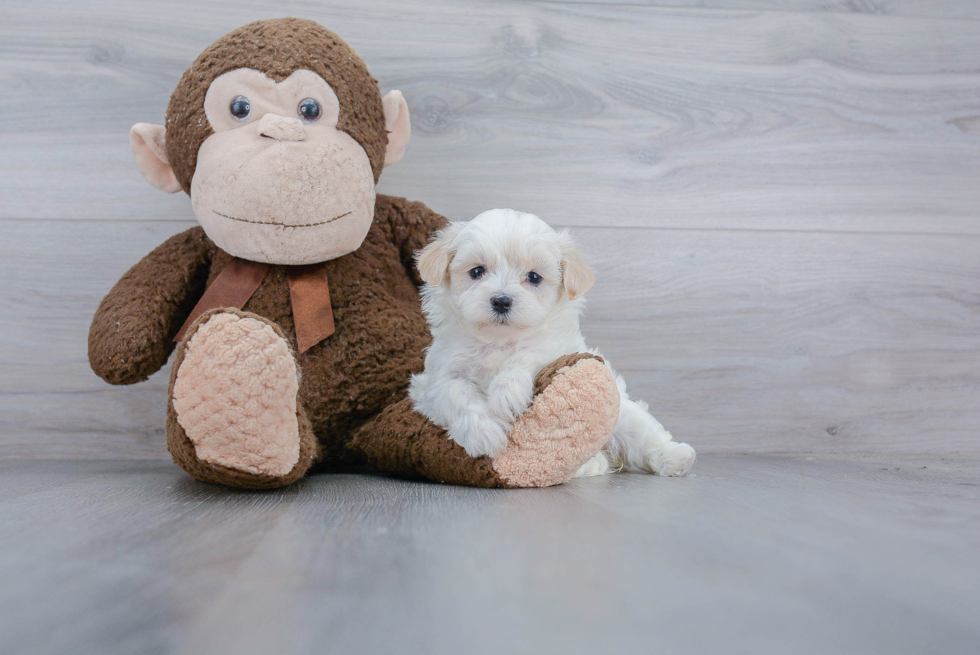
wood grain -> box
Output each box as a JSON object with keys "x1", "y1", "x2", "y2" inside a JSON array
[
  {"x1": 1, "y1": 0, "x2": 979, "y2": 232},
  {"x1": 1, "y1": 456, "x2": 978, "y2": 654},
  {"x1": 548, "y1": 1, "x2": 980, "y2": 20},
  {"x1": 3, "y1": 219, "x2": 978, "y2": 458}
]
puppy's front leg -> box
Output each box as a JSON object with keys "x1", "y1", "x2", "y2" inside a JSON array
[
  {"x1": 486, "y1": 364, "x2": 535, "y2": 422},
  {"x1": 432, "y1": 378, "x2": 511, "y2": 458}
]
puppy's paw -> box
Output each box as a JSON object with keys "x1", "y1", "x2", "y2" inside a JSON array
[
  {"x1": 487, "y1": 370, "x2": 535, "y2": 421},
  {"x1": 573, "y1": 452, "x2": 612, "y2": 479},
  {"x1": 449, "y1": 410, "x2": 511, "y2": 459},
  {"x1": 646, "y1": 442, "x2": 696, "y2": 477}
]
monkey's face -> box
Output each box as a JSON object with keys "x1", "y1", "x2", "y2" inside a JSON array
[
  {"x1": 131, "y1": 19, "x2": 411, "y2": 265},
  {"x1": 188, "y1": 68, "x2": 376, "y2": 265}
]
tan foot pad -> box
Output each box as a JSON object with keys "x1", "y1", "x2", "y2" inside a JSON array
[
  {"x1": 493, "y1": 356, "x2": 620, "y2": 488},
  {"x1": 172, "y1": 312, "x2": 301, "y2": 477}
]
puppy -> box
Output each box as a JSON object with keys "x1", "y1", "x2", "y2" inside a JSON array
[{"x1": 409, "y1": 209, "x2": 696, "y2": 478}]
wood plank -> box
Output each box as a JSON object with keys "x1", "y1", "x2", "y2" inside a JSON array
[
  {"x1": 0, "y1": 456, "x2": 978, "y2": 654},
  {"x1": 1, "y1": 1, "x2": 979, "y2": 232},
  {"x1": 584, "y1": 226, "x2": 980, "y2": 454},
  {"x1": 2, "y1": 218, "x2": 978, "y2": 457},
  {"x1": 545, "y1": 1, "x2": 980, "y2": 21}
]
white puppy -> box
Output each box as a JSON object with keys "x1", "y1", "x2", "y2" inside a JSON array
[{"x1": 409, "y1": 209, "x2": 696, "y2": 478}]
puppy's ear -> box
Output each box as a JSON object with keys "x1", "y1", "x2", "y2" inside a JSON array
[
  {"x1": 416, "y1": 223, "x2": 463, "y2": 286},
  {"x1": 558, "y1": 232, "x2": 596, "y2": 300}
]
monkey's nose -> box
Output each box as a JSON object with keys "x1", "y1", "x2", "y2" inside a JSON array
[
  {"x1": 491, "y1": 295, "x2": 513, "y2": 315},
  {"x1": 258, "y1": 113, "x2": 307, "y2": 141}
]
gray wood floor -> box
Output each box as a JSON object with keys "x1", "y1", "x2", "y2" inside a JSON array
[{"x1": 2, "y1": 455, "x2": 978, "y2": 655}]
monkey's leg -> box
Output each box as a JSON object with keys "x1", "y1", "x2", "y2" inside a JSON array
[
  {"x1": 349, "y1": 353, "x2": 619, "y2": 488},
  {"x1": 167, "y1": 308, "x2": 320, "y2": 489}
]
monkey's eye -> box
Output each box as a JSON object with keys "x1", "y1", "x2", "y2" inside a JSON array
[
  {"x1": 229, "y1": 95, "x2": 251, "y2": 121},
  {"x1": 298, "y1": 98, "x2": 321, "y2": 122},
  {"x1": 526, "y1": 271, "x2": 542, "y2": 285},
  {"x1": 469, "y1": 266, "x2": 485, "y2": 280}
]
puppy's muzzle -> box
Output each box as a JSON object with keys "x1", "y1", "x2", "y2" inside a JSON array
[{"x1": 490, "y1": 294, "x2": 513, "y2": 315}]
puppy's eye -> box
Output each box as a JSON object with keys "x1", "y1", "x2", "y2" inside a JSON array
[
  {"x1": 298, "y1": 98, "x2": 321, "y2": 122},
  {"x1": 469, "y1": 266, "x2": 485, "y2": 280},
  {"x1": 526, "y1": 271, "x2": 542, "y2": 285},
  {"x1": 229, "y1": 95, "x2": 251, "y2": 121}
]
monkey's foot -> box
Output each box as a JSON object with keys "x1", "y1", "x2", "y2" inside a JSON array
[
  {"x1": 167, "y1": 308, "x2": 318, "y2": 489},
  {"x1": 492, "y1": 353, "x2": 620, "y2": 487},
  {"x1": 349, "y1": 354, "x2": 619, "y2": 487},
  {"x1": 350, "y1": 353, "x2": 619, "y2": 489}
]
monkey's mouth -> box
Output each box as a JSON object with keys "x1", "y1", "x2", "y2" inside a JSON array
[{"x1": 213, "y1": 210, "x2": 352, "y2": 228}]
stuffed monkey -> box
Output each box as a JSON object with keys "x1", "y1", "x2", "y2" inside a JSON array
[{"x1": 88, "y1": 18, "x2": 620, "y2": 489}]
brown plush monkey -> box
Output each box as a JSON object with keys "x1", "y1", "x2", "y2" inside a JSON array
[{"x1": 88, "y1": 18, "x2": 620, "y2": 489}]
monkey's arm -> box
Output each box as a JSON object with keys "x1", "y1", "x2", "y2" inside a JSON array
[
  {"x1": 375, "y1": 194, "x2": 449, "y2": 287},
  {"x1": 88, "y1": 226, "x2": 213, "y2": 385}
]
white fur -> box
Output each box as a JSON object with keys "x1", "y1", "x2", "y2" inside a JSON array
[{"x1": 409, "y1": 209, "x2": 696, "y2": 477}]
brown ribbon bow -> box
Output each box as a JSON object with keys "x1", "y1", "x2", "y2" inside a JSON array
[{"x1": 174, "y1": 258, "x2": 335, "y2": 354}]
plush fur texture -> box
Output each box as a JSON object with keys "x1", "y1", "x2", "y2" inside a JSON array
[
  {"x1": 89, "y1": 227, "x2": 212, "y2": 385},
  {"x1": 410, "y1": 209, "x2": 697, "y2": 478},
  {"x1": 172, "y1": 310, "x2": 301, "y2": 477},
  {"x1": 166, "y1": 309, "x2": 321, "y2": 490},
  {"x1": 350, "y1": 397, "x2": 505, "y2": 488},
  {"x1": 492, "y1": 355, "x2": 620, "y2": 487}
]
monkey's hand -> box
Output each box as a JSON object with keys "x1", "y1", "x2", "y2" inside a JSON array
[{"x1": 88, "y1": 226, "x2": 212, "y2": 385}]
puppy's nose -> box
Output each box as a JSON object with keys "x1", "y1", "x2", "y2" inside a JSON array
[
  {"x1": 491, "y1": 295, "x2": 513, "y2": 314},
  {"x1": 258, "y1": 113, "x2": 307, "y2": 141}
]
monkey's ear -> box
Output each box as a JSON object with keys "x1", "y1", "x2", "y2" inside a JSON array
[
  {"x1": 130, "y1": 123, "x2": 182, "y2": 193},
  {"x1": 382, "y1": 90, "x2": 411, "y2": 167},
  {"x1": 416, "y1": 223, "x2": 463, "y2": 286},
  {"x1": 558, "y1": 232, "x2": 596, "y2": 300}
]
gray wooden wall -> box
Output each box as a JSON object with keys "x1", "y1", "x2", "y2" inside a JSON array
[{"x1": 2, "y1": 0, "x2": 979, "y2": 459}]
